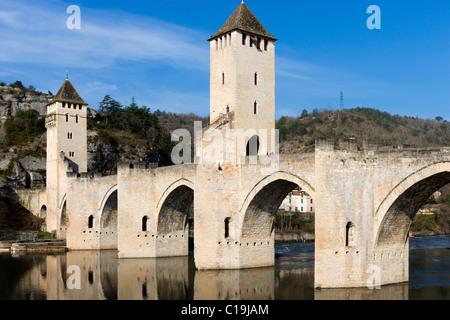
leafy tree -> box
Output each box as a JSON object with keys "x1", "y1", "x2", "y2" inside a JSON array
[
  {"x1": 98, "y1": 95, "x2": 122, "y2": 126},
  {"x1": 10, "y1": 81, "x2": 24, "y2": 88}
]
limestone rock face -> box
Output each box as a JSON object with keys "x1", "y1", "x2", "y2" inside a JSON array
[
  {"x1": 0, "y1": 84, "x2": 53, "y2": 118},
  {"x1": 19, "y1": 157, "x2": 46, "y2": 172}
]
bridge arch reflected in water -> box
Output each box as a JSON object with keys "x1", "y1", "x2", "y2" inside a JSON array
[{"x1": 6, "y1": 238, "x2": 450, "y2": 300}]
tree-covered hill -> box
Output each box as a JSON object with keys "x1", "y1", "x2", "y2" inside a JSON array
[{"x1": 277, "y1": 107, "x2": 449, "y2": 153}]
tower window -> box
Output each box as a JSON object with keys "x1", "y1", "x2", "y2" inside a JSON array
[
  {"x1": 222, "y1": 73, "x2": 225, "y2": 85},
  {"x1": 142, "y1": 216, "x2": 148, "y2": 232},
  {"x1": 215, "y1": 39, "x2": 218, "y2": 50},
  {"x1": 254, "y1": 101, "x2": 258, "y2": 115},
  {"x1": 257, "y1": 37, "x2": 261, "y2": 50},
  {"x1": 242, "y1": 33, "x2": 246, "y2": 46},
  {"x1": 88, "y1": 215, "x2": 94, "y2": 229},
  {"x1": 68, "y1": 104, "x2": 71, "y2": 109},
  {"x1": 224, "y1": 218, "x2": 230, "y2": 238},
  {"x1": 66, "y1": 114, "x2": 69, "y2": 122},
  {"x1": 254, "y1": 72, "x2": 258, "y2": 85},
  {"x1": 228, "y1": 33, "x2": 231, "y2": 46},
  {"x1": 76, "y1": 115, "x2": 79, "y2": 123},
  {"x1": 226, "y1": 106, "x2": 230, "y2": 113},
  {"x1": 264, "y1": 39, "x2": 268, "y2": 51},
  {"x1": 62, "y1": 103, "x2": 66, "y2": 108},
  {"x1": 79, "y1": 105, "x2": 82, "y2": 110},
  {"x1": 346, "y1": 222, "x2": 355, "y2": 247}
]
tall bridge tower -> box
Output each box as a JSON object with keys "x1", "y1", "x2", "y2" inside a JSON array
[{"x1": 207, "y1": 2, "x2": 277, "y2": 157}]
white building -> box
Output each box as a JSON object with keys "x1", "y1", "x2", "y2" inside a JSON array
[{"x1": 280, "y1": 189, "x2": 314, "y2": 213}]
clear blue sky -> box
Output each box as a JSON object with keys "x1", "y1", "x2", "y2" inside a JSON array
[{"x1": 0, "y1": 0, "x2": 448, "y2": 120}]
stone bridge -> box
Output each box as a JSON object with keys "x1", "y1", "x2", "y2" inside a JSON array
[
  {"x1": 31, "y1": 2, "x2": 450, "y2": 290},
  {"x1": 46, "y1": 141, "x2": 450, "y2": 289}
]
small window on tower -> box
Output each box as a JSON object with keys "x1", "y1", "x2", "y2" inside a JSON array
[
  {"x1": 66, "y1": 114, "x2": 69, "y2": 122},
  {"x1": 254, "y1": 72, "x2": 258, "y2": 86},
  {"x1": 76, "y1": 115, "x2": 79, "y2": 123},
  {"x1": 222, "y1": 73, "x2": 225, "y2": 85},
  {"x1": 264, "y1": 39, "x2": 268, "y2": 51},
  {"x1": 224, "y1": 218, "x2": 231, "y2": 238},
  {"x1": 62, "y1": 103, "x2": 66, "y2": 108},
  {"x1": 226, "y1": 106, "x2": 230, "y2": 113},
  {"x1": 242, "y1": 34, "x2": 246, "y2": 46},
  {"x1": 88, "y1": 215, "x2": 94, "y2": 229},
  {"x1": 142, "y1": 216, "x2": 148, "y2": 232},
  {"x1": 254, "y1": 101, "x2": 258, "y2": 115},
  {"x1": 68, "y1": 104, "x2": 71, "y2": 109},
  {"x1": 215, "y1": 39, "x2": 218, "y2": 50},
  {"x1": 228, "y1": 33, "x2": 232, "y2": 46}
]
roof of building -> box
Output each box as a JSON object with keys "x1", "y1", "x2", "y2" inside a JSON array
[
  {"x1": 48, "y1": 79, "x2": 87, "y2": 106},
  {"x1": 291, "y1": 189, "x2": 310, "y2": 197},
  {"x1": 208, "y1": 2, "x2": 277, "y2": 41}
]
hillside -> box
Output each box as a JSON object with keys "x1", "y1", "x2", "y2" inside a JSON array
[{"x1": 277, "y1": 108, "x2": 449, "y2": 154}]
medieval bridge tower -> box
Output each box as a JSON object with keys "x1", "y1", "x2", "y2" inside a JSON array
[{"x1": 44, "y1": 77, "x2": 88, "y2": 239}]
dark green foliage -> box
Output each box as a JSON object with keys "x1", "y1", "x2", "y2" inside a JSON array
[
  {"x1": 92, "y1": 95, "x2": 174, "y2": 159},
  {"x1": 10, "y1": 81, "x2": 24, "y2": 88},
  {"x1": 2, "y1": 110, "x2": 45, "y2": 149}
]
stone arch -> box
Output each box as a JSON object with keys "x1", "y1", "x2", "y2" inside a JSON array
[
  {"x1": 39, "y1": 205, "x2": 47, "y2": 231},
  {"x1": 239, "y1": 171, "x2": 315, "y2": 239},
  {"x1": 157, "y1": 181, "x2": 194, "y2": 236},
  {"x1": 59, "y1": 200, "x2": 67, "y2": 239},
  {"x1": 156, "y1": 179, "x2": 194, "y2": 209},
  {"x1": 375, "y1": 162, "x2": 450, "y2": 248},
  {"x1": 246, "y1": 135, "x2": 260, "y2": 156},
  {"x1": 98, "y1": 185, "x2": 118, "y2": 211},
  {"x1": 100, "y1": 189, "x2": 118, "y2": 249}
]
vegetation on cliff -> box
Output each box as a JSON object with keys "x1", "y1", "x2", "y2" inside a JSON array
[{"x1": 1, "y1": 109, "x2": 45, "y2": 149}]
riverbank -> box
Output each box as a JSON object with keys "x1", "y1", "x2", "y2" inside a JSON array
[
  {"x1": 275, "y1": 230, "x2": 314, "y2": 243},
  {"x1": 0, "y1": 239, "x2": 66, "y2": 253}
]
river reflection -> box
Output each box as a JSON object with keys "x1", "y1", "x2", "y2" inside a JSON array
[{"x1": 0, "y1": 235, "x2": 449, "y2": 300}]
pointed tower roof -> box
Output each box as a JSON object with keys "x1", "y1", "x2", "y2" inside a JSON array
[
  {"x1": 208, "y1": 2, "x2": 277, "y2": 41},
  {"x1": 48, "y1": 79, "x2": 87, "y2": 106}
]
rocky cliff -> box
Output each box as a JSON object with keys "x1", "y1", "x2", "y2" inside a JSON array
[{"x1": 0, "y1": 83, "x2": 53, "y2": 119}]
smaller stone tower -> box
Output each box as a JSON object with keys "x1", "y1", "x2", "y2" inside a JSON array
[{"x1": 45, "y1": 77, "x2": 88, "y2": 236}]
